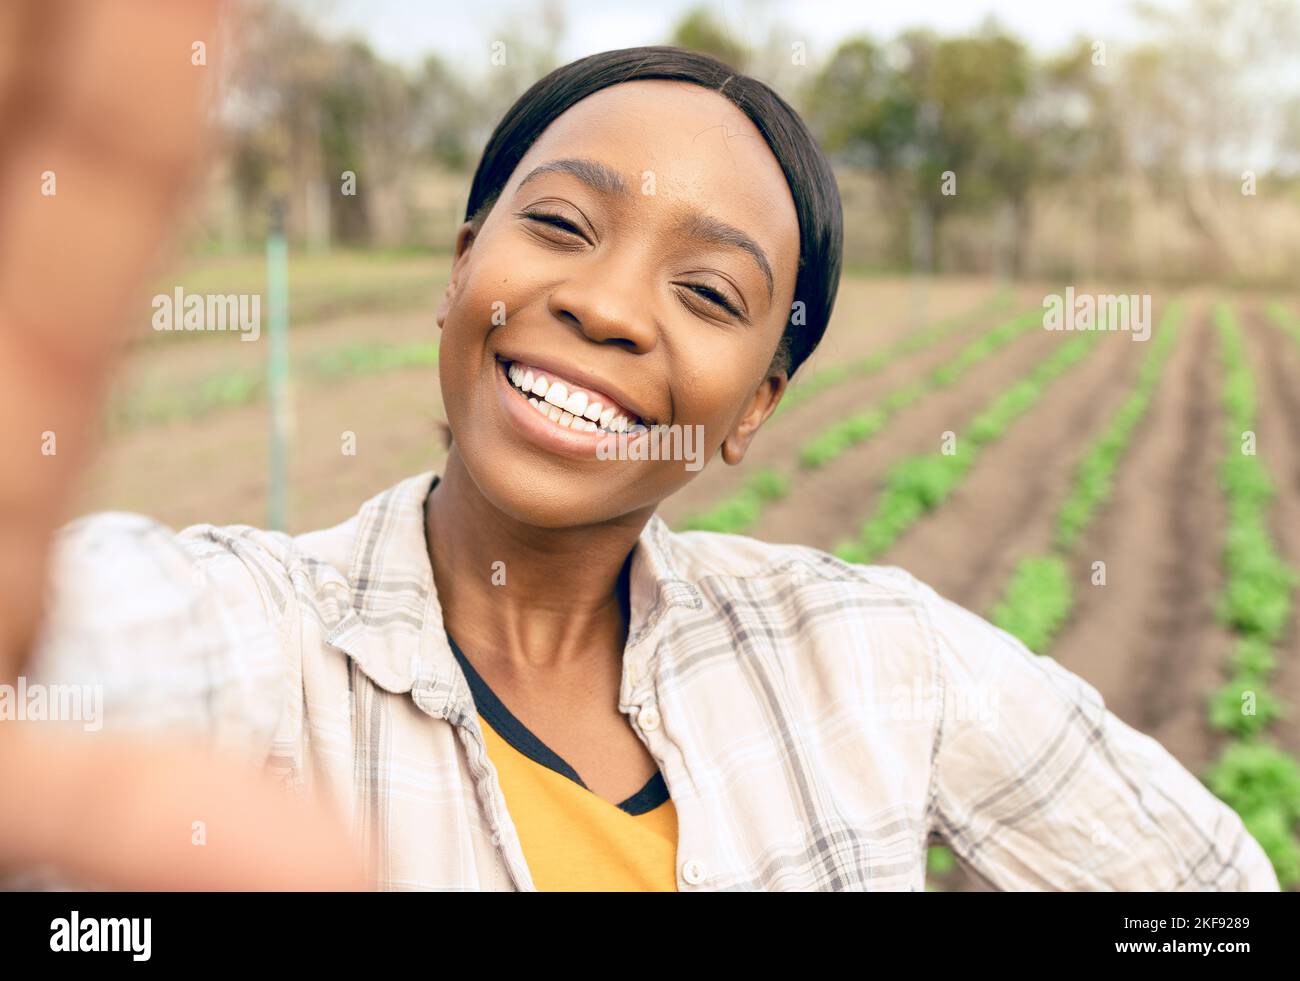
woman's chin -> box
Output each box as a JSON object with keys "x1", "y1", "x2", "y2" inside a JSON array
[{"x1": 457, "y1": 455, "x2": 627, "y2": 530}]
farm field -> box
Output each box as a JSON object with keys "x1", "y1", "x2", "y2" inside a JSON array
[{"x1": 75, "y1": 265, "x2": 1300, "y2": 891}]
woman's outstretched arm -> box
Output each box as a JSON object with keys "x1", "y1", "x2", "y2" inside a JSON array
[
  {"x1": 920, "y1": 580, "x2": 1279, "y2": 891},
  {"x1": 0, "y1": 0, "x2": 369, "y2": 890}
]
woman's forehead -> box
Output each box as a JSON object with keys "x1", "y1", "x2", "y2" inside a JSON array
[{"x1": 506, "y1": 80, "x2": 800, "y2": 278}]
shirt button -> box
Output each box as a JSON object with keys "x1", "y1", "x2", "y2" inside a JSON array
[
  {"x1": 637, "y1": 705, "x2": 660, "y2": 732},
  {"x1": 681, "y1": 858, "x2": 706, "y2": 885}
]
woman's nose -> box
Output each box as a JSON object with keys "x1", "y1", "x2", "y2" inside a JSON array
[{"x1": 545, "y1": 255, "x2": 659, "y2": 353}]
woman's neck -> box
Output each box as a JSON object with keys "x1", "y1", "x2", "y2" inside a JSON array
[{"x1": 424, "y1": 447, "x2": 655, "y2": 670}]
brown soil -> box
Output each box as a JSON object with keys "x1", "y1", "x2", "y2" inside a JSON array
[
  {"x1": 874, "y1": 324, "x2": 1142, "y2": 614},
  {"x1": 660, "y1": 279, "x2": 1021, "y2": 524},
  {"x1": 750, "y1": 298, "x2": 1067, "y2": 550},
  {"x1": 1047, "y1": 306, "x2": 1232, "y2": 774}
]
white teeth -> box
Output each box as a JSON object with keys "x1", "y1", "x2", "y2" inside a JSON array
[
  {"x1": 507, "y1": 362, "x2": 645, "y2": 434},
  {"x1": 544, "y1": 381, "x2": 568, "y2": 407},
  {"x1": 564, "y1": 390, "x2": 588, "y2": 416}
]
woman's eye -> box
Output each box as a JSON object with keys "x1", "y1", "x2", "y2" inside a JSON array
[
  {"x1": 682, "y1": 284, "x2": 743, "y2": 319},
  {"x1": 520, "y1": 210, "x2": 584, "y2": 238}
]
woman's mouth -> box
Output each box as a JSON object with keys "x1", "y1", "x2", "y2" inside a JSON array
[{"x1": 500, "y1": 359, "x2": 645, "y2": 435}]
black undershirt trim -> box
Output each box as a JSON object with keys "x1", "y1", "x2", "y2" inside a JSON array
[{"x1": 446, "y1": 629, "x2": 670, "y2": 816}]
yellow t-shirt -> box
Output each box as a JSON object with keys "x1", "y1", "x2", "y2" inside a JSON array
[{"x1": 448, "y1": 632, "x2": 679, "y2": 891}]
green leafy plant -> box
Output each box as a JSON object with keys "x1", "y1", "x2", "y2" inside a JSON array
[
  {"x1": 1266, "y1": 301, "x2": 1300, "y2": 347},
  {"x1": 1229, "y1": 637, "x2": 1277, "y2": 678},
  {"x1": 1208, "y1": 679, "x2": 1286, "y2": 739},
  {"x1": 927, "y1": 844, "x2": 957, "y2": 876},
  {"x1": 990, "y1": 556, "x2": 1072, "y2": 654},
  {"x1": 1203, "y1": 740, "x2": 1300, "y2": 888},
  {"x1": 678, "y1": 469, "x2": 789, "y2": 534}
]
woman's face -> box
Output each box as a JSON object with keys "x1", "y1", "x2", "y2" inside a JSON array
[{"x1": 436, "y1": 79, "x2": 801, "y2": 528}]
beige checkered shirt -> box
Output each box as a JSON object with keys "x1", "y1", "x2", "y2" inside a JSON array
[{"x1": 22, "y1": 471, "x2": 1280, "y2": 890}]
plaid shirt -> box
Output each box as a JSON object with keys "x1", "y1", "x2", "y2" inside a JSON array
[{"x1": 23, "y1": 470, "x2": 1279, "y2": 891}]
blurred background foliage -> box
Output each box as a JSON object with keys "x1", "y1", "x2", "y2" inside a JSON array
[{"x1": 192, "y1": 0, "x2": 1300, "y2": 288}]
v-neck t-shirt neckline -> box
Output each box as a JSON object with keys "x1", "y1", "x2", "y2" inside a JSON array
[{"x1": 444, "y1": 628, "x2": 670, "y2": 816}]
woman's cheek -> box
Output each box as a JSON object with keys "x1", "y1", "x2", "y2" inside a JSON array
[
  {"x1": 448, "y1": 226, "x2": 522, "y2": 324},
  {"x1": 676, "y1": 354, "x2": 758, "y2": 433}
]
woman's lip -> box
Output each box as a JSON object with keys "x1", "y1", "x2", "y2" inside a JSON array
[
  {"x1": 494, "y1": 352, "x2": 655, "y2": 425},
  {"x1": 494, "y1": 357, "x2": 628, "y2": 460}
]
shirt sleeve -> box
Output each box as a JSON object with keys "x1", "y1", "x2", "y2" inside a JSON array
[
  {"x1": 916, "y1": 578, "x2": 1281, "y2": 891},
  {"x1": 22, "y1": 511, "x2": 294, "y2": 767}
]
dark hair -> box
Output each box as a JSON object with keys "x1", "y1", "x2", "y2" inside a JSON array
[{"x1": 462, "y1": 45, "x2": 843, "y2": 379}]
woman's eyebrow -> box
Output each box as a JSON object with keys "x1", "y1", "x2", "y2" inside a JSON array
[
  {"x1": 674, "y1": 209, "x2": 774, "y2": 301},
  {"x1": 517, "y1": 156, "x2": 775, "y2": 301},
  {"x1": 517, "y1": 157, "x2": 628, "y2": 196}
]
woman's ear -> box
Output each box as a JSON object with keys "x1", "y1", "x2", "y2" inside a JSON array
[
  {"x1": 435, "y1": 221, "x2": 479, "y2": 330},
  {"x1": 720, "y1": 370, "x2": 788, "y2": 466}
]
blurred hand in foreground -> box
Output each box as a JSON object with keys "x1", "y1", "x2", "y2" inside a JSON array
[{"x1": 0, "y1": 0, "x2": 371, "y2": 890}]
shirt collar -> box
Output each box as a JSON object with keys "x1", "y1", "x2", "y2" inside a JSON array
[{"x1": 320, "y1": 470, "x2": 703, "y2": 716}]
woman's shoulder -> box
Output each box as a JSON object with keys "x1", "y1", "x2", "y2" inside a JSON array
[
  {"x1": 48, "y1": 472, "x2": 416, "y2": 625},
  {"x1": 658, "y1": 518, "x2": 934, "y2": 605},
  {"x1": 59, "y1": 505, "x2": 362, "y2": 576},
  {"x1": 33, "y1": 511, "x2": 290, "y2": 754},
  {"x1": 47, "y1": 510, "x2": 337, "y2": 633},
  {"x1": 655, "y1": 519, "x2": 1044, "y2": 670}
]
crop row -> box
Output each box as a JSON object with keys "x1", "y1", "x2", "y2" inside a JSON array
[
  {"x1": 109, "y1": 339, "x2": 440, "y2": 431},
  {"x1": 988, "y1": 304, "x2": 1182, "y2": 653},
  {"x1": 914, "y1": 309, "x2": 1152, "y2": 888},
  {"x1": 773, "y1": 289, "x2": 1011, "y2": 418},
  {"x1": 1202, "y1": 303, "x2": 1300, "y2": 888},
  {"x1": 1266, "y1": 301, "x2": 1300, "y2": 346},
  {"x1": 832, "y1": 325, "x2": 1109, "y2": 565},
  {"x1": 678, "y1": 301, "x2": 1038, "y2": 534},
  {"x1": 799, "y1": 308, "x2": 1043, "y2": 470}
]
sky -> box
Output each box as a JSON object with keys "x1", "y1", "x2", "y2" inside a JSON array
[{"x1": 303, "y1": 0, "x2": 1147, "y2": 69}]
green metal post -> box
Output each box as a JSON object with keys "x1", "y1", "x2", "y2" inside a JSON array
[{"x1": 267, "y1": 200, "x2": 289, "y2": 531}]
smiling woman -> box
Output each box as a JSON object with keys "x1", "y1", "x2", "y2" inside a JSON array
[
  {"x1": 436, "y1": 64, "x2": 819, "y2": 529},
  {"x1": 13, "y1": 43, "x2": 1281, "y2": 893}
]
